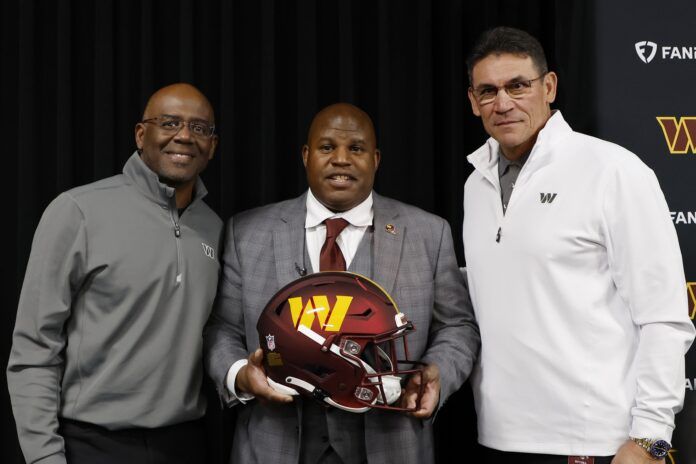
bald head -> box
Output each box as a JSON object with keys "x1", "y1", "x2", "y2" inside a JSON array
[
  {"x1": 306, "y1": 103, "x2": 376, "y2": 146},
  {"x1": 142, "y1": 83, "x2": 215, "y2": 123},
  {"x1": 302, "y1": 103, "x2": 380, "y2": 212}
]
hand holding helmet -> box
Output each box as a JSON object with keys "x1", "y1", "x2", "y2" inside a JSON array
[
  {"x1": 234, "y1": 348, "x2": 294, "y2": 404},
  {"x1": 401, "y1": 362, "x2": 441, "y2": 419}
]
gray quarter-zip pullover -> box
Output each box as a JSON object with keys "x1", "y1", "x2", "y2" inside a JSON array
[{"x1": 8, "y1": 152, "x2": 223, "y2": 464}]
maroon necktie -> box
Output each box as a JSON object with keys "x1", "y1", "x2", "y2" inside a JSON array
[{"x1": 320, "y1": 218, "x2": 350, "y2": 271}]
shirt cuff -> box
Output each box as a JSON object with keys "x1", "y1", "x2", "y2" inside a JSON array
[
  {"x1": 226, "y1": 359, "x2": 255, "y2": 403},
  {"x1": 630, "y1": 416, "x2": 675, "y2": 442}
]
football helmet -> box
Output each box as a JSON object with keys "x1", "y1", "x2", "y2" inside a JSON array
[{"x1": 257, "y1": 271, "x2": 424, "y2": 413}]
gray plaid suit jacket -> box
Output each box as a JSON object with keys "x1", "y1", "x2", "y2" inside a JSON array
[{"x1": 204, "y1": 191, "x2": 479, "y2": 464}]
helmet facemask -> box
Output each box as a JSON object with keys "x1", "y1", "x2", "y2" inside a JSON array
[{"x1": 337, "y1": 323, "x2": 425, "y2": 411}]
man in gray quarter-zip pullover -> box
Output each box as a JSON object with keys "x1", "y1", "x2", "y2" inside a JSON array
[{"x1": 7, "y1": 83, "x2": 222, "y2": 464}]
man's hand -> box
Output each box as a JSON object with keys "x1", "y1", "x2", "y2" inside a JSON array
[
  {"x1": 400, "y1": 363, "x2": 440, "y2": 419},
  {"x1": 611, "y1": 440, "x2": 665, "y2": 464},
  {"x1": 235, "y1": 348, "x2": 294, "y2": 403}
]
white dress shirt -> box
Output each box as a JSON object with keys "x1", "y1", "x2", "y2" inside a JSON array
[
  {"x1": 226, "y1": 190, "x2": 374, "y2": 400},
  {"x1": 304, "y1": 189, "x2": 373, "y2": 272}
]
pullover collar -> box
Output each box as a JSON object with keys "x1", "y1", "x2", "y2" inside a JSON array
[
  {"x1": 122, "y1": 151, "x2": 208, "y2": 208},
  {"x1": 467, "y1": 111, "x2": 573, "y2": 186}
]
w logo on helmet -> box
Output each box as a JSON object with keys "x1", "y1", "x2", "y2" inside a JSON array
[{"x1": 288, "y1": 295, "x2": 353, "y2": 332}]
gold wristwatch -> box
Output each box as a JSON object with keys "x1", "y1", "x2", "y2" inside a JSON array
[{"x1": 630, "y1": 437, "x2": 671, "y2": 460}]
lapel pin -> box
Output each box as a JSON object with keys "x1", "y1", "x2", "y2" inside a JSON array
[{"x1": 385, "y1": 224, "x2": 396, "y2": 235}]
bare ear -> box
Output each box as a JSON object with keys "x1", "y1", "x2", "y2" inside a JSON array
[
  {"x1": 543, "y1": 71, "x2": 558, "y2": 104},
  {"x1": 135, "y1": 123, "x2": 145, "y2": 151},
  {"x1": 468, "y1": 88, "x2": 482, "y2": 117},
  {"x1": 207, "y1": 135, "x2": 219, "y2": 160},
  {"x1": 301, "y1": 145, "x2": 309, "y2": 168},
  {"x1": 373, "y1": 149, "x2": 381, "y2": 171}
]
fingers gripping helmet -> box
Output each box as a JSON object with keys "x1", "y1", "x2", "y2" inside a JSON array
[{"x1": 257, "y1": 271, "x2": 424, "y2": 413}]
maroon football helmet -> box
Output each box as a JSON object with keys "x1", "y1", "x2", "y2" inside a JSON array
[{"x1": 257, "y1": 271, "x2": 424, "y2": 413}]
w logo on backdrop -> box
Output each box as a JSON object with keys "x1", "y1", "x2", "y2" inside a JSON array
[
  {"x1": 635, "y1": 41, "x2": 657, "y2": 63},
  {"x1": 688, "y1": 283, "x2": 696, "y2": 320},
  {"x1": 288, "y1": 295, "x2": 353, "y2": 332},
  {"x1": 657, "y1": 117, "x2": 696, "y2": 154}
]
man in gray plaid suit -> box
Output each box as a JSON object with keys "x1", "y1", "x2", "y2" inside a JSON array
[{"x1": 204, "y1": 103, "x2": 479, "y2": 464}]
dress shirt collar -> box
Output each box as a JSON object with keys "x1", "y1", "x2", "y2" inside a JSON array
[{"x1": 305, "y1": 189, "x2": 374, "y2": 229}]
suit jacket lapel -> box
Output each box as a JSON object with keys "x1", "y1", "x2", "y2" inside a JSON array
[
  {"x1": 372, "y1": 192, "x2": 404, "y2": 295},
  {"x1": 274, "y1": 193, "x2": 308, "y2": 287}
]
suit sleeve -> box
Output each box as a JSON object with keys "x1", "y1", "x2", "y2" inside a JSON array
[
  {"x1": 204, "y1": 216, "x2": 251, "y2": 406},
  {"x1": 419, "y1": 219, "x2": 480, "y2": 408},
  {"x1": 7, "y1": 193, "x2": 87, "y2": 464},
  {"x1": 601, "y1": 160, "x2": 695, "y2": 441}
]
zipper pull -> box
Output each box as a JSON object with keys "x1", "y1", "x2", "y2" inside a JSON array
[
  {"x1": 174, "y1": 223, "x2": 181, "y2": 238},
  {"x1": 495, "y1": 227, "x2": 501, "y2": 243}
]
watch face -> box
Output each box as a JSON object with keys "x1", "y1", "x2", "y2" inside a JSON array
[{"x1": 650, "y1": 440, "x2": 671, "y2": 459}]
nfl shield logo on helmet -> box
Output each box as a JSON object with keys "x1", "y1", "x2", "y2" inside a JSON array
[{"x1": 265, "y1": 334, "x2": 276, "y2": 351}]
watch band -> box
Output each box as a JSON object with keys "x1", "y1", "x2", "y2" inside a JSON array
[{"x1": 630, "y1": 437, "x2": 671, "y2": 460}]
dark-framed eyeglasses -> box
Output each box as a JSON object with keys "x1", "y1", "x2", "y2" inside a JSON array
[
  {"x1": 141, "y1": 116, "x2": 216, "y2": 138},
  {"x1": 470, "y1": 74, "x2": 546, "y2": 105}
]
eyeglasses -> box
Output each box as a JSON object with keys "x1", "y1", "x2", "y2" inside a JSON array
[
  {"x1": 470, "y1": 74, "x2": 546, "y2": 105},
  {"x1": 141, "y1": 116, "x2": 216, "y2": 138}
]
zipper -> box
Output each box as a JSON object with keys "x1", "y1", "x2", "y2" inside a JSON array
[
  {"x1": 472, "y1": 143, "x2": 539, "y2": 245},
  {"x1": 169, "y1": 207, "x2": 182, "y2": 284},
  {"x1": 493, "y1": 154, "x2": 534, "y2": 244},
  {"x1": 480, "y1": 169, "x2": 506, "y2": 244}
]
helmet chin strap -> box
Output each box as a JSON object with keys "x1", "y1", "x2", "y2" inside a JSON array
[
  {"x1": 325, "y1": 397, "x2": 371, "y2": 413},
  {"x1": 267, "y1": 376, "x2": 300, "y2": 396},
  {"x1": 276, "y1": 375, "x2": 372, "y2": 413}
]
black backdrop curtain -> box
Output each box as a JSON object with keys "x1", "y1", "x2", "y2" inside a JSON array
[{"x1": 1, "y1": 1, "x2": 594, "y2": 462}]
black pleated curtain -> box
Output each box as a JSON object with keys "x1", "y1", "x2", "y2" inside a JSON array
[{"x1": 2, "y1": 1, "x2": 594, "y2": 462}]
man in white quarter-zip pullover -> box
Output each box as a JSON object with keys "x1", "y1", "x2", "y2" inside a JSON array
[{"x1": 462, "y1": 27, "x2": 694, "y2": 464}]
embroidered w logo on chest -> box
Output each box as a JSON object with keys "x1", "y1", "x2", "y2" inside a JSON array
[
  {"x1": 201, "y1": 243, "x2": 216, "y2": 260},
  {"x1": 540, "y1": 193, "x2": 558, "y2": 204}
]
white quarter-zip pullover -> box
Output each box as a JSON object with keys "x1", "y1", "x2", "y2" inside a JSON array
[{"x1": 463, "y1": 111, "x2": 694, "y2": 456}]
